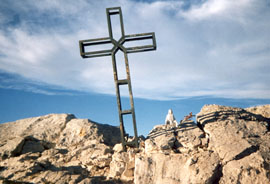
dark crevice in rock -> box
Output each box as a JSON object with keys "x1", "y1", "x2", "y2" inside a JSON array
[
  {"x1": 173, "y1": 129, "x2": 178, "y2": 136},
  {"x1": 74, "y1": 175, "x2": 88, "y2": 183},
  {"x1": 0, "y1": 141, "x2": 7, "y2": 148},
  {"x1": 196, "y1": 120, "x2": 210, "y2": 149},
  {"x1": 263, "y1": 161, "x2": 270, "y2": 180},
  {"x1": 234, "y1": 145, "x2": 259, "y2": 161},
  {"x1": 171, "y1": 132, "x2": 180, "y2": 152},
  {"x1": 1, "y1": 154, "x2": 8, "y2": 160},
  {"x1": 263, "y1": 161, "x2": 270, "y2": 170},
  {"x1": 236, "y1": 169, "x2": 244, "y2": 184},
  {"x1": 196, "y1": 121, "x2": 205, "y2": 132},
  {"x1": 266, "y1": 121, "x2": 270, "y2": 132},
  {"x1": 172, "y1": 134, "x2": 182, "y2": 153},
  {"x1": 205, "y1": 133, "x2": 210, "y2": 148},
  {"x1": 57, "y1": 148, "x2": 68, "y2": 154},
  {"x1": 0, "y1": 166, "x2": 6, "y2": 172},
  {"x1": 211, "y1": 163, "x2": 223, "y2": 184}
]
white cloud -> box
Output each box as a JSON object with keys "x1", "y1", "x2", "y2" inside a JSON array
[
  {"x1": 0, "y1": 0, "x2": 270, "y2": 100},
  {"x1": 179, "y1": 0, "x2": 254, "y2": 20}
]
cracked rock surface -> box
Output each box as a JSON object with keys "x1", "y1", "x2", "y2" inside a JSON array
[{"x1": 197, "y1": 104, "x2": 270, "y2": 184}]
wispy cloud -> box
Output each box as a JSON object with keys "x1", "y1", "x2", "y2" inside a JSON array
[
  {"x1": 179, "y1": 0, "x2": 254, "y2": 20},
  {"x1": 0, "y1": 0, "x2": 269, "y2": 100},
  {"x1": 0, "y1": 70, "x2": 81, "y2": 95}
]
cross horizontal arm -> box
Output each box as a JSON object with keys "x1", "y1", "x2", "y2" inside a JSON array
[
  {"x1": 79, "y1": 37, "x2": 112, "y2": 58},
  {"x1": 124, "y1": 32, "x2": 156, "y2": 54}
]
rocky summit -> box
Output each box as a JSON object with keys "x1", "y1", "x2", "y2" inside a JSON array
[{"x1": 0, "y1": 105, "x2": 270, "y2": 184}]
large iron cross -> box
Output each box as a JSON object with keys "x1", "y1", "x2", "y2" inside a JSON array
[{"x1": 79, "y1": 7, "x2": 156, "y2": 150}]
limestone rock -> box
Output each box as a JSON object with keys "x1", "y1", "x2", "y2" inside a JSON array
[
  {"x1": 0, "y1": 114, "x2": 121, "y2": 183},
  {"x1": 197, "y1": 104, "x2": 270, "y2": 183},
  {"x1": 177, "y1": 120, "x2": 207, "y2": 151},
  {"x1": 147, "y1": 121, "x2": 206, "y2": 153},
  {"x1": 246, "y1": 104, "x2": 270, "y2": 118},
  {"x1": 113, "y1": 143, "x2": 123, "y2": 153},
  {"x1": 220, "y1": 151, "x2": 269, "y2": 184},
  {"x1": 135, "y1": 104, "x2": 270, "y2": 184},
  {"x1": 136, "y1": 120, "x2": 216, "y2": 183},
  {"x1": 134, "y1": 151, "x2": 220, "y2": 184},
  {"x1": 108, "y1": 148, "x2": 136, "y2": 182},
  {"x1": 0, "y1": 137, "x2": 25, "y2": 158}
]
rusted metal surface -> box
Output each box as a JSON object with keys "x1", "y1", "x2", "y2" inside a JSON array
[{"x1": 79, "y1": 7, "x2": 156, "y2": 151}]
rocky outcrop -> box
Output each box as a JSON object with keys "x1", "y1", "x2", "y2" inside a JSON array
[
  {"x1": 0, "y1": 105, "x2": 269, "y2": 184},
  {"x1": 197, "y1": 105, "x2": 270, "y2": 184},
  {"x1": 135, "y1": 120, "x2": 219, "y2": 184},
  {"x1": 0, "y1": 114, "x2": 122, "y2": 183},
  {"x1": 246, "y1": 104, "x2": 270, "y2": 118},
  {"x1": 135, "y1": 104, "x2": 270, "y2": 184}
]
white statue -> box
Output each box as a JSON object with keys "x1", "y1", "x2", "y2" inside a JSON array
[{"x1": 165, "y1": 109, "x2": 177, "y2": 127}]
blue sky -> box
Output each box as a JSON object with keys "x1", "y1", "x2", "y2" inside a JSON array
[{"x1": 0, "y1": 0, "x2": 270, "y2": 136}]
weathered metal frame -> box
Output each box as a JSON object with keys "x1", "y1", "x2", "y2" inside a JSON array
[{"x1": 79, "y1": 7, "x2": 156, "y2": 151}]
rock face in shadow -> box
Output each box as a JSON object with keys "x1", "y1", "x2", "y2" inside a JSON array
[
  {"x1": 0, "y1": 105, "x2": 269, "y2": 184},
  {"x1": 135, "y1": 104, "x2": 270, "y2": 184}
]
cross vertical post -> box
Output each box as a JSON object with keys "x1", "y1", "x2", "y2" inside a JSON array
[{"x1": 79, "y1": 7, "x2": 156, "y2": 151}]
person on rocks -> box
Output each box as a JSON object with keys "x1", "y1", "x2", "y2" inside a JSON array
[{"x1": 165, "y1": 109, "x2": 178, "y2": 127}]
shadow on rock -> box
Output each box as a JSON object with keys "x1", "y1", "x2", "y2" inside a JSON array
[
  {"x1": 0, "y1": 178, "x2": 34, "y2": 184},
  {"x1": 95, "y1": 122, "x2": 122, "y2": 146},
  {"x1": 148, "y1": 121, "x2": 198, "y2": 139},
  {"x1": 197, "y1": 109, "x2": 270, "y2": 129}
]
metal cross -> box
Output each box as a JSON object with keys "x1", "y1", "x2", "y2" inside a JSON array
[{"x1": 79, "y1": 7, "x2": 156, "y2": 151}]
